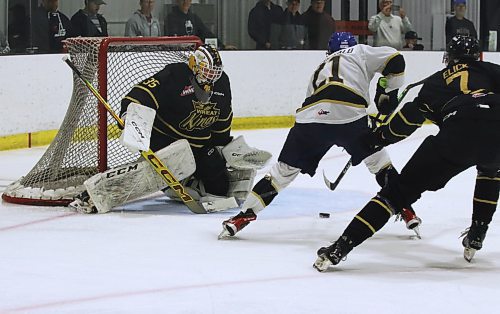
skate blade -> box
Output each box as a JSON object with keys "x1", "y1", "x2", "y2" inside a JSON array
[
  {"x1": 412, "y1": 227, "x2": 422, "y2": 239},
  {"x1": 313, "y1": 255, "x2": 332, "y2": 272},
  {"x1": 218, "y1": 228, "x2": 233, "y2": 240},
  {"x1": 464, "y1": 247, "x2": 477, "y2": 262}
]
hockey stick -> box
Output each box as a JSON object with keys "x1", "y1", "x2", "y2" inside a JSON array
[
  {"x1": 63, "y1": 56, "x2": 207, "y2": 214},
  {"x1": 323, "y1": 78, "x2": 427, "y2": 191}
]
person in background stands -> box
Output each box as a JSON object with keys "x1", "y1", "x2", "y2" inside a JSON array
[
  {"x1": 8, "y1": 4, "x2": 29, "y2": 53},
  {"x1": 71, "y1": 0, "x2": 108, "y2": 37},
  {"x1": 368, "y1": 0, "x2": 412, "y2": 50},
  {"x1": 31, "y1": 0, "x2": 73, "y2": 53},
  {"x1": 302, "y1": 0, "x2": 336, "y2": 50},
  {"x1": 125, "y1": 0, "x2": 161, "y2": 37},
  {"x1": 0, "y1": 29, "x2": 10, "y2": 54},
  {"x1": 248, "y1": 0, "x2": 283, "y2": 50},
  {"x1": 277, "y1": 0, "x2": 308, "y2": 49},
  {"x1": 445, "y1": 0, "x2": 477, "y2": 45},
  {"x1": 402, "y1": 31, "x2": 424, "y2": 51},
  {"x1": 166, "y1": 0, "x2": 236, "y2": 49}
]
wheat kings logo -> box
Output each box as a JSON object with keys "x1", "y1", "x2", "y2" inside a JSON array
[{"x1": 180, "y1": 100, "x2": 220, "y2": 131}]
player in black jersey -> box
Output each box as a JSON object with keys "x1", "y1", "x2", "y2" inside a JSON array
[
  {"x1": 314, "y1": 35, "x2": 500, "y2": 271},
  {"x1": 120, "y1": 44, "x2": 233, "y2": 198},
  {"x1": 70, "y1": 45, "x2": 270, "y2": 214}
]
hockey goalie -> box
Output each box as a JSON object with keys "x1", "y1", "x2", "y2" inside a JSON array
[{"x1": 70, "y1": 44, "x2": 271, "y2": 214}]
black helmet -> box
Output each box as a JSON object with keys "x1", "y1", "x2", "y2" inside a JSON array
[{"x1": 446, "y1": 35, "x2": 480, "y2": 63}]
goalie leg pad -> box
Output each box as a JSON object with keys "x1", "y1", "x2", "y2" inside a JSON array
[
  {"x1": 227, "y1": 168, "x2": 257, "y2": 201},
  {"x1": 221, "y1": 135, "x2": 272, "y2": 170},
  {"x1": 85, "y1": 139, "x2": 195, "y2": 213}
]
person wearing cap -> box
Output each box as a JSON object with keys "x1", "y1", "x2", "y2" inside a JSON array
[
  {"x1": 402, "y1": 31, "x2": 424, "y2": 51},
  {"x1": 71, "y1": 0, "x2": 108, "y2": 37},
  {"x1": 275, "y1": 0, "x2": 308, "y2": 49},
  {"x1": 445, "y1": 0, "x2": 477, "y2": 45},
  {"x1": 125, "y1": 0, "x2": 162, "y2": 37},
  {"x1": 368, "y1": 0, "x2": 412, "y2": 50},
  {"x1": 302, "y1": 0, "x2": 336, "y2": 50}
]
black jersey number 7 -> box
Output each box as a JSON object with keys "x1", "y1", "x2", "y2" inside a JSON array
[{"x1": 312, "y1": 56, "x2": 344, "y2": 91}]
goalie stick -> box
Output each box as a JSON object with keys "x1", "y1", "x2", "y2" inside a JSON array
[
  {"x1": 323, "y1": 78, "x2": 427, "y2": 191},
  {"x1": 63, "y1": 56, "x2": 208, "y2": 214}
]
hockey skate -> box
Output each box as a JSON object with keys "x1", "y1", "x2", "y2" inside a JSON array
[
  {"x1": 397, "y1": 207, "x2": 422, "y2": 238},
  {"x1": 218, "y1": 209, "x2": 257, "y2": 239},
  {"x1": 313, "y1": 236, "x2": 354, "y2": 272},
  {"x1": 461, "y1": 220, "x2": 489, "y2": 262},
  {"x1": 69, "y1": 191, "x2": 97, "y2": 214}
]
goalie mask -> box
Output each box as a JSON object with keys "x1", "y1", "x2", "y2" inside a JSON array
[{"x1": 188, "y1": 45, "x2": 223, "y2": 95}]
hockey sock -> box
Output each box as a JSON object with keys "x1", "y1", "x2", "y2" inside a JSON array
[
  {"x1": 471, "y1": 171, "x2": 499, "y2": 224},
  {"x1": 252, "y1": 175, "x2": 279, "y2": 207},
  {"x1": 341, "y1": 195, "x2": 394, "y2": 246}
]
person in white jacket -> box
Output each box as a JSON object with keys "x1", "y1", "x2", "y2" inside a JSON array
[
  {"x1": 125, "y1": 0, "x2": 161, "y2": 37},
  {"x1": 368, "y1": 0, "x2": 412, "y2": 50}
]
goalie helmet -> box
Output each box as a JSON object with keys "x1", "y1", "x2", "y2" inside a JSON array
[
  {"x1": 188, "y1": 44, "x2": 223, "y2": 92},
  {"x1": 328, "y1": 32, "x2": 357, "y2": 55},
  {"x1": 444, "y1": 35, "x2": 480, "y2": 65}
]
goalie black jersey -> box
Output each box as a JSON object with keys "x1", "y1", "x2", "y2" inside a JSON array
[
  {"x1": 121, "y1": 62, "x2": 233, "y2": 150},
  {"x1": 382, "y1": 60, "x2": 500, "y2": 143}
]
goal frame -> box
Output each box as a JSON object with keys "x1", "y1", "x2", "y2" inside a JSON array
[{"x1": 2, "y1": 36, "x2": 203, "y2": 206}]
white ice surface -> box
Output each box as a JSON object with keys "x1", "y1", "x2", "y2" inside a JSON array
[{"x1": 1, "y1": 126, "x2": 499, "y2": 314}]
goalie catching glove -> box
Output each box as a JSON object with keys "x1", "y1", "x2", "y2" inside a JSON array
[
  {"x1": 221, "y1": 135, "x2": 272, "y2": 170},
  {"x1": 374, "y1": 77, "x2": 399, "y2": 115}
]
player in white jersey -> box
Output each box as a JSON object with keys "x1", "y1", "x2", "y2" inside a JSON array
[{"x1": 218, "y1": 32, "x2": 418, "y2": 238}]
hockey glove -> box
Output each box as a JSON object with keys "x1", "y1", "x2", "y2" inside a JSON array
[{"x1": 374, "y1": 77, "x2": 399, "y2": 115}]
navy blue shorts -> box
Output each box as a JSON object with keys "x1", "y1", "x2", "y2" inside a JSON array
[{"x1": 278, "y1": 117, "x2": 378, "y2": 177}]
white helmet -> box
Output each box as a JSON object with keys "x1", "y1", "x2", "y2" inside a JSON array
[{"x1": 188, "y1": 44, "x2": 223, "y2": 92}]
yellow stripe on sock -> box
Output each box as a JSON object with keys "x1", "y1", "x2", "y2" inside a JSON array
[
  {"x1": 355, "y1": 215, "x2": 376, "y2": 234},
  {"x1": 473, "y1": 197, "x2": 498, "y2": 205},
  {"x1": 476, "y1": 176, "x2": 500, "y2": 181},
  {"x1": 371, "y1": 198, "x2": 394, "y2": 216}
]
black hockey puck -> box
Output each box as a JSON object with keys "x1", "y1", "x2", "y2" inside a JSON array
[{"x1": 319, "y1": 212, "x2": 330, "y2": 218}]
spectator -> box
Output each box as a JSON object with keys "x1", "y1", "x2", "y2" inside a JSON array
[
  {"x1": 302, "y1": 0, "x2": 336, "y2": 50},
  {"x1": 71, "y1": 0, "x2": 108, "y2": 37},
  {"x1": 445, "y1": 0, "x2": 477, "y2": 45},
  {"x1": 165, "y1": 0, "x2": 235, "y2": 49},
  {"x1": 277, "y1": 0, "x2": 308, "y2": 49},
  {"x1": 125, "y1": 0, "x2": 162, "y2": 37},
  {"x1": 368, "y1": 0, "x2": 412, "y2": 50},
  {"x1": 402, "y1": 31, "x2": 424, "y2": 50},
  {"x1": 31, "y1": 0, "x2": 72, "y2": 53},
  {"x1": 0, "y1": 29, "x2": 10, "y2": 54},
  {"x1": 8, "y1": 4, "x2": 29, "y2": 53},
  {"x1": 248, "y1": 0, "x2": 283, "y2": 50}
]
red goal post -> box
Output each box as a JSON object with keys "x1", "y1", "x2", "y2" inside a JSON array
[{"x1": 2, "y1": 36, "x2": 203, "y2": 206}]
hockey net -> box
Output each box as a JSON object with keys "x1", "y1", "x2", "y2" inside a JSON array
[{"x1": 2, "y1": 36, "x2": 202, "y2": 206}]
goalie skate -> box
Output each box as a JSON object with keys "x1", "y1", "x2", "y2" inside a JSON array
[
  {"x1": 69, "y1": 191, "x2": 97, "y2": 214},
  {"x1": 218, "y1": 209, "x2": 257, "y2": 239}
]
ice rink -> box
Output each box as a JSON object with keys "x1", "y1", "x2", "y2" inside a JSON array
[{"x1": 1, "y1": 126, "x2": 499, "y2": 314}]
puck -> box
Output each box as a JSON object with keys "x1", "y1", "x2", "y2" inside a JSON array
[{"x1": 319, "y1": 212, "x2": 330, "y2": 218}]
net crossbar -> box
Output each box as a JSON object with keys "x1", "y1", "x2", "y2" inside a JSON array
[{"x1": 2, "y1": 36, "x2": 202, "y2": 206}]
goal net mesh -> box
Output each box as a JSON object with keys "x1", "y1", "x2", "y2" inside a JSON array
[{"x1": 2, "y1": 37, "x2": 201, "y2": 206}]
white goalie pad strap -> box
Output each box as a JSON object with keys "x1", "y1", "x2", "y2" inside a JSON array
[
  {"x1": 227, "y1": 168, "x2": 257, "y2": 201},
  {"x1": 363, "y1": 148, "x2": 392, "y2": 174},
  {"x1": 119, "y1": 102, "x2": 156, "y2": 153},
  {"x1": 85, "y1": 139, "x2": 195, "y2": 213},
  {"x1": 163, "y1": 179, "x2": 238, "y2": 213},
  {"x1": 222, "y1": 135, "x2": 272, "y2": 170}
]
